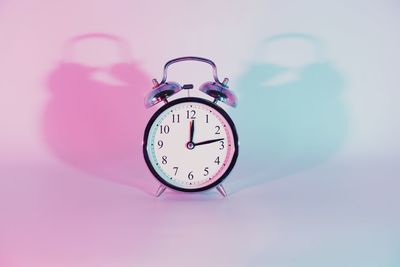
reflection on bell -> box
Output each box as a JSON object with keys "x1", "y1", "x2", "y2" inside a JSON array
[
  {"x1": 144, "y1": 82, "x2": 182, "y2": 108},
  {"x1": 199, "y1": 82, "x2": 237, "y2": 107}
]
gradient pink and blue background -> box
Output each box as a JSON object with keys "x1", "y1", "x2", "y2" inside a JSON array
[{"x1": 1, "y1": 1, "x2": 399, "y2": 266}]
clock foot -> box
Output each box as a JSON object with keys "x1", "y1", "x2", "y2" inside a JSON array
[
  {"x1": 155, "y1": 185, "x2": 167, "y2": 197},
  {"x1": 216, "y1": 184, "x2": 227, "y2": 197}
]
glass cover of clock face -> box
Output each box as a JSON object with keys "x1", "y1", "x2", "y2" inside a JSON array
[{"x1": 144, "y1": 98, "x2": 237, "y2": 191}]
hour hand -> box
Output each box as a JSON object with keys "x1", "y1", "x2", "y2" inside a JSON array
[
  {"x1": 194, "y1": 138, "x2": 224, "y2": 146},
  {"x1": 189, "y1": 120, "x2": 195, "y2": 143}
]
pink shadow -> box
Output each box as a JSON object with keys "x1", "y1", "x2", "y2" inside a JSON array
[{"x1": 42, "y1": 33, "x2": 156, "y2": 194}]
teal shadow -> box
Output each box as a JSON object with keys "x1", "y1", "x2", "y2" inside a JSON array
[{"x1": 229, "y1": 33, "x2": 348, "y2": 192}]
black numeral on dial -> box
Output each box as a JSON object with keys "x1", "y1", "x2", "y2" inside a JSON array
[
  {"x1": 215, "y1": 126, "x2": 221, "y2": 134},
  {"x1": 219, "y1": 141, "x2": 225, "y2": 150},
  {"x1": 160, "y1": 125, "x2": 170, "y2": 134},
  {"x1": 172, "y1": 114, "x2": 180, "y2": 123},
  {"x1": 173, "y1": 167, "x2": 178, "y2": 175},
  {"x1": 186, "y1": 110, "x2": 196, "y2": 119},
  {"x1": 157, "y1": 140, "x2": 163, "y2": 149}
]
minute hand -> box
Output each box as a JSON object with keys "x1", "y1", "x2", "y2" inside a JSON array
[{"x1": 194, "y1": 138, "x2": 224, "y2": 146}]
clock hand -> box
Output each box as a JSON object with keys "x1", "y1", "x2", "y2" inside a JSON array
[
  {"x1": 189, "y1": 120, "x2": 195, "y2": 143},
  {"x1": 194, "y1": 138, "x2": 224, "y2": 146}
]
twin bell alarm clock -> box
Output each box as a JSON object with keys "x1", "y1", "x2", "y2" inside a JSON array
[{"x1": 143, "y1": 57, "x2": 239, "y2": 197}]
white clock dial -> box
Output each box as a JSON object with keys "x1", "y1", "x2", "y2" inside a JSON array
[{"x1": 143, "y1": 97, "x2": 238, "y2": 191}]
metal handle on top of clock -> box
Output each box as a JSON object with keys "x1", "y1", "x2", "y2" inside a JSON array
[
  {"x1": 160, "y1": 56, "x2": 226, "y2": 85},
  {"x1": 145, "y1": 56, "x2": 237, "y2": 108}
]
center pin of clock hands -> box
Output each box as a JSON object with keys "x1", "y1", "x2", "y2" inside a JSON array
[{"x1": 186, "y1": 119, "x2": 224, "y2": 150}]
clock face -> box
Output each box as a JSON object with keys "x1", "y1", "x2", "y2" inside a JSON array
[{"x1": 143, "y1": 97, "x2": 238, "y2": 192}]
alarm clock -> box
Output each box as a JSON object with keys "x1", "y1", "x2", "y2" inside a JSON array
[{"x1": 143, "y1": 57, "x2": 239, "y2": 197}]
